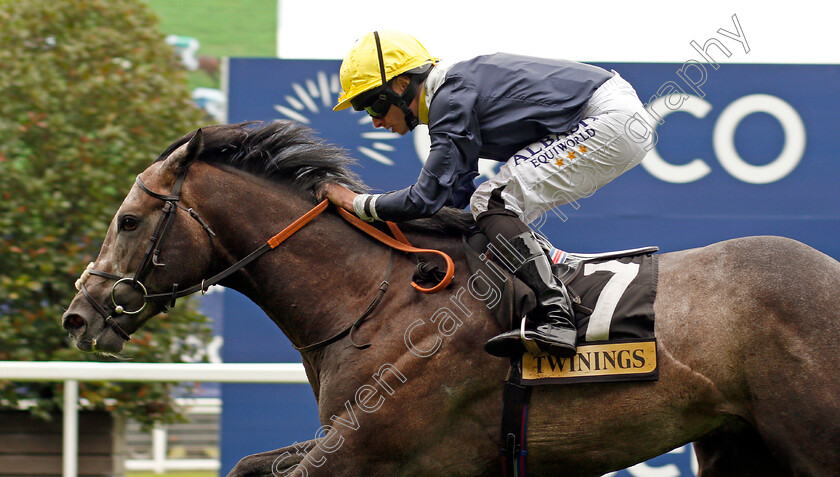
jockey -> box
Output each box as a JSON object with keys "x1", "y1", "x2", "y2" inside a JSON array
[{"x1": 325, "y1": 30, "x2": 654, "y2": 359}]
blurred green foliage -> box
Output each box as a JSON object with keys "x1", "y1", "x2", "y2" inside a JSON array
[{"x1": 0, "y1": 0, "x2": 212, "y2": 427}]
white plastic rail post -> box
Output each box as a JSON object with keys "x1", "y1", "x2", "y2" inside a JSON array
[{"x1": 63, "y1": 379, "x2": 79, "y2": 477}]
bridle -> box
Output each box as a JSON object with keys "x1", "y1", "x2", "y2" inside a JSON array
[
  {"x1": 76, "y1": 165, "x2": 455, "y2": 348},
  {"x1": 77, "y1": 167, "x2": 218, "y2": 340},
  {"x1": 77, "y1": 165, "x2": 333, "y2": 341}
]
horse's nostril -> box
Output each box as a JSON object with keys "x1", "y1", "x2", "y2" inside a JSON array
[{"x1": 63, "y1": 314, "x2": 85, "y2": 332}]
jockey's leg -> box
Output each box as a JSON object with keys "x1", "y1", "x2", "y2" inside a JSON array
[
  {"x1": 476, "y1": 187, "x2": 577, "y2": 359},
  {"x1": 470, "y1": 74, "x2": 654, "y2": 359}
]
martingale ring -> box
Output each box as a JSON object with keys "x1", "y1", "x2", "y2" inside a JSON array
[{"x1": 110, "y1": 278, "x2": 148, "y2": 315}]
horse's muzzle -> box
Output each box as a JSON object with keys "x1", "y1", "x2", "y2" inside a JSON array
[{"x1": 62, "y1": 298, "x2": 129, "y2": 354}]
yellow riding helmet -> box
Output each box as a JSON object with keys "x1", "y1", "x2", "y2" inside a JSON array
[{"x1": 333, "y1": 30, "x2": 438, "y2": 111}]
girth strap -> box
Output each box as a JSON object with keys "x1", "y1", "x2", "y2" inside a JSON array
[{"x1": 501, "y1": 360, "x2": 532, "y2": 477}]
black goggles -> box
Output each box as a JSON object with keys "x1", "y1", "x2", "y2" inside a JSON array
[
  {"x1": 365, "y1": 96, "x2": 392, "y2": 118},
  {"x1": 353, "y1": 91, "x2": 393, "y2": 119}
]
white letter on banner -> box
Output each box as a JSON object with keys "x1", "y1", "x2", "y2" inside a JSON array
[
  {"x1": 713, "y1": 94, "x2": 806, "y2": 184},
  {"x1": 640, "y1": 95, "x2": 713, "y2": 184}
]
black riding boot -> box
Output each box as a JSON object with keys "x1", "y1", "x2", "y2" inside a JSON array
[{"x1": 484, "y1": 230, "x2": 578, "y2": 358}]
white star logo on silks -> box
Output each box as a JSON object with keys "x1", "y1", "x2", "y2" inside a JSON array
[{"x1": 272, "y1": 71, "x2": 401, "y2": 166}]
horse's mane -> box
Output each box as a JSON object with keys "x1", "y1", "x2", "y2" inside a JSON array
[{"x1": 156, "y1": 121, "x2": 475, "y2": 236}]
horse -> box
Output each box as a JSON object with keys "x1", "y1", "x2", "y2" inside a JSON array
[{"x1": 62, "y1": 121, "x2": 840, "y2": 476}]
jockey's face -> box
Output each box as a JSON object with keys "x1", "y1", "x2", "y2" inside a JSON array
[
  {"x1": 370, "y1": 76, "x2": 418, "y2": 136},
  {"x1": 371, "y1": 104, "x2": 409, "y2": 135}
]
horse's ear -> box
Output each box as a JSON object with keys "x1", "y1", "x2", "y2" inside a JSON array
[{"x1": 164, "y1": 128, "x2": 204, "y2": 175}]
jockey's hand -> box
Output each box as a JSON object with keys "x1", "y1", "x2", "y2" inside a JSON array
[{"x1": 322, "y1": 183, "x2": 357, "y2": 212}]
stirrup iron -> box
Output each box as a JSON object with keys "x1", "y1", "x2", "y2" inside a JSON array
[{"x1": 519, "y1": 317, "x2": 542, "y2": 355}]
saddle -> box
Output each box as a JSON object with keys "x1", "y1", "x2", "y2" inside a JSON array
[
  {"x1": 455, "y1": 231, "x2": 661, "y2": 476},
  {"x1": 463, "y1": 232, "x2": 659, "y2": 347}
]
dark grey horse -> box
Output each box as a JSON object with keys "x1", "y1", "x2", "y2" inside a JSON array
[{"x1": 62, "y1": 122, "x2": 840, "y2": 476}]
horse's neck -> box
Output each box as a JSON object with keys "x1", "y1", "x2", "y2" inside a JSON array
[
  {"x1": 192, "y1": 167, "x2": 490, "y2": 397},
  {"x1": 196, "y1": 172, "x2": 398, "y2": 348}
]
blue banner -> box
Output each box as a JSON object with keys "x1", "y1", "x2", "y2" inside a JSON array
[{"x1": 220, "y1": 58, "x2": 840, "y2": 475}]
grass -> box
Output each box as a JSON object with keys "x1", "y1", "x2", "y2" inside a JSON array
[
  {"x1": 144, "y1": 0, "x2": 277, "y2": 90},
  {"x1": 1, "y1": 0, "x2": 276, "y2": 89},
  {"x1": 145, "y1": 0, "x2": 277, "y2": 57}
]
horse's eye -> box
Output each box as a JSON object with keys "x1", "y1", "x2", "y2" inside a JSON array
[{"x1": 120, "y1": 216, "x2": 139, "y2": 231}]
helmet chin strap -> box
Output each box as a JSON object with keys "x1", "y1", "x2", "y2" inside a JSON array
[
  {"x1": 373, "y1": 31, "x2": 422, "y2": 131},
  {"x1": 379, "y1": 82, "x2": 421, "y2": 131},
  {"x1": 396, "y1": 78, "x2": 422, "y2": 130}
]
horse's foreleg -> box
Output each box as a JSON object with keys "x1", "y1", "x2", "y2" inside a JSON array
[{"x1": 226, "y1": 438, "x2": 323, "y2": 477}]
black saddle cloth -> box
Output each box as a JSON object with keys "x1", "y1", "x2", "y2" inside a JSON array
[{"x1": 461, "y1": 232, "x2": 658, "y2": 344}]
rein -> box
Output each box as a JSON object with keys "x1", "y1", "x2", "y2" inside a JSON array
[
  {"x1": 335, "y1": 208, "x2": 455, "y2": 294},
  {"x1": 77, "y1": 171, "x2": 455, "y2": 348},
  {"x1": 292, "y1": 209, "x2": 457, "y2": 353}
]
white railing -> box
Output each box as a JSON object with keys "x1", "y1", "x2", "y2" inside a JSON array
[
  {"x1": 125, "y1": 397, "x2": 221, "y2": 474},
  {"x1": 0, "y1": 361, "x2": 309, "y2": 477}
]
